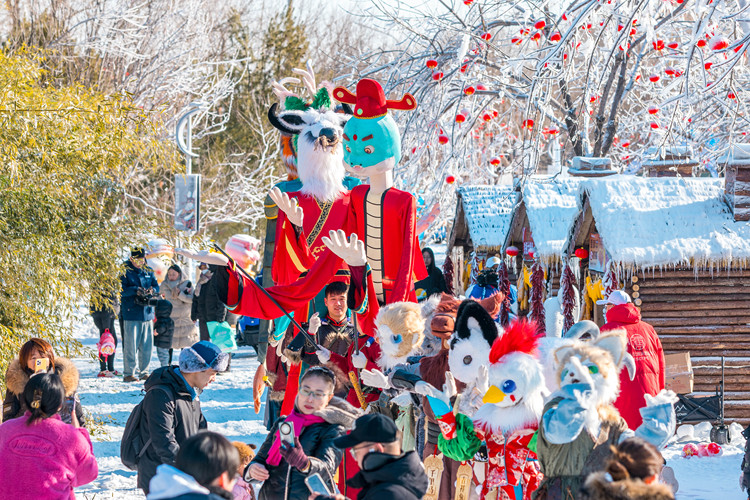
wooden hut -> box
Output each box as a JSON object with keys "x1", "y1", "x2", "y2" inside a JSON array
[
  {"x1": 642, "y1": 146, "x2": 700, "y2": 178},
  {"x1": 565, "y1": 175, "x2": 750, "y2": 424},
  {"x1": 503, "y1": 178, "x2": 581, "y2": 296},
  {"x1": 447, "y1": 185, "x2": 516, "y2": 294}
]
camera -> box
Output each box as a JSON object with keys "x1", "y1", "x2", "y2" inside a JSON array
[
  {"x1": 477, "y1": 268, "x2": 499, "y2": 288},
  {"x1": 134, "y1": 287, "x2": 157, "y2": 307}
]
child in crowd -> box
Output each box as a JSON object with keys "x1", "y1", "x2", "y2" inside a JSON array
[{"x1": 232, "y1": 442, "x2": 257, "y2": 500}]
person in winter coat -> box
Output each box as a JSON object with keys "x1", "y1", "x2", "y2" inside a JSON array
[
  {"x1": 310, "y1": 413, "x2": 429, "y2": 500},
  {"x1": 121, "y1": 247, "x2": 160, "y2": 382},
  {"x1": 90, "y1": 290, "x2": 120, "y2": 376},
  {"x1": 138, "y1": 341, "x2": 230, "y2": 494},
  {"x1": 414, "y1": 247, "x2": 448, "y2": 301},
  {"x1": 599, "y1": 290, "x2": 665, "y2": 429},
  {"x1": 147, "y1": 431, "x2": 240, "y2": 500},
  {"x1": 580, "y1": 437, "x2": 674, "y2": 500},
  {"x1": 2, "y1": 337, "x2": 85, "y2": 426},
  {"x1": 162, "y1": 263, "x2": 199, "y2": 351},
  {"x1": 245, "y1": 366, "x2": 360, "y2": 500},
  {"x1": 194, "y1": 264, "x2": 228, "y2": 342},
  {"x1": 0, "y1": 372, "x2": 98, "y2": 498},
  {"x1": 232, "y1": 442, "x2": 257, "y2": 500},
  {"x1": 154, "y1": 298, "x2": 176, "y2": 366}
]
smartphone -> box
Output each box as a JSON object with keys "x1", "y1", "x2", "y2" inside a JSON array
[
  {"x1": 60, "y1": 395, "x2": 76, "y2": 424},
  {"x1": 305, "y1": 473, "x2": 332, "y2": 496},
  {"x1": 34, "y1": 358, "x2": 50, "y2": 373},
  {"x1": 279, "y1": 421, "x2": 295, "y2": 447}
]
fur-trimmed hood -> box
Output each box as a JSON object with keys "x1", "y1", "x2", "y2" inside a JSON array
[
  {"x1": 313, "y1": 396, "x2": 361, "y2": 429},
  {"x1": 581, "y1": 472, "x2": 675, "y2": 500},
  {"x1": 5, "y1": 357, "x2": 80, "y2": 397}
]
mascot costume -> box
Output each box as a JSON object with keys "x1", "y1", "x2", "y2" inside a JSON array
[{"x1": 533, "y1": 330, "x2": 677, "y2": 499}]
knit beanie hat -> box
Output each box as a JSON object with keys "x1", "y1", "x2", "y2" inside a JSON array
[{"x1": 179, "y1": 341, "x2": 230, "y2": 373}]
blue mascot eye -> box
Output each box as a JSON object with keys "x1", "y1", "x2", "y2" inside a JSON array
[
  {"x1": 393, "y1": 334, "x2": 402, "y2": 344},
  {"x1": 588, "y1": 365, "x2": 599, "y2": 374},
  {"x1": 502, "y1": 380, "x2": 516, "y2": 393}
]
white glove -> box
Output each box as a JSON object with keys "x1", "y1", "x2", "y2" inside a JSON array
[
  {"x1": 322, "y1": 230, "x2": 367, "y2": 267},
  {"x1": 316, "y1": 346, "x2": 331, "y2": 364},
  {"x1": 415, "y1": 372, "x2": 457, "y2": 417},
  {"x1": 269, "y1": 187, "x2": 304, "y2": 227},
  {"x1": 351, "y1": 351, "x2": 367, "y2": 369},
  {"x1": 469, "y1": 365, "x2": 490, "y2": 409},
  {"x1": 360, "y1": 368, "x2": 391, "y2": 389},
  {"x1": 308, "y1": 312, "x2": 321, "y2": 335},
  {"x1": 391, "y1": 391, "x2": 413, "y2": 407},
  {"x1": 174, "y1": 248, "x2": 229, "y2": 267}
]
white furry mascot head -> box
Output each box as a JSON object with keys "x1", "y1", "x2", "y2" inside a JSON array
[
  {"x1": 474, "y1": 319, "x2": 545, "y2": 434},
  {"x1": 448, "y1": 300, "x2": 501, "y2": 385},
  {"x1": 375, "y1": 301, "x2": 425, "y2": 371}
]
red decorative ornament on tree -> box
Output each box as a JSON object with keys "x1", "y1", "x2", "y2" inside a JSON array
[
  {"x1": 649, "y1": 74, "x2": 660, "y2": 82},
  {"x1": 464, "y1": 86, "x2": 475, "y2": 95},
  {"x1": 426, "y1": 59, "x2": 438, "y2": 69},
  {"x1": 523, "y1": 119, "x2": 534, "y2": 129},
  {"x1": 481, "y1": 32, "x2": 492, "y2": 41},
  {"x1": 455, "y1": 113, "x2": 466, "y2": 123},
  {"x1": 534, "y1": 20, "x2": 546, "y2": 30},
  {"x1": 446, "y1": 174, "x2": 456, "y2": 184},
  {"x1": 432, "y1": 72, "x2": 444, "y2": 81},
  {"x1": 550, "y1": 32, "x2": 561, "y2": 42},
  {"x1": 650, "y1": 122, "x2": 660, "y2": 129},
  {"x1": 438, "y1": 134, "x2": 450, "y2": 145},
  {"x1": 574, "y1": 248, "x2": 589, "y2": 259},
  {"x1": 709, "y1": 35, "x2": 729, "y2": 51},
  {"x1": 506, "y1": 246, "x2": 520, "y2": 258},
  {"x1": 648, "y1": 106, "x2": 659, "y2": 115},
  {"x1": 667, "y1": 41, "x2": 679, "y2": 49},
  {"x1": 490, "y1": 156, "x2": 502, "y2": 166}
]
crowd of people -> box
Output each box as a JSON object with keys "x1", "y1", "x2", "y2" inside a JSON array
[{"x1": 0, "y1": 243, "x2": 747, "y2": 500}]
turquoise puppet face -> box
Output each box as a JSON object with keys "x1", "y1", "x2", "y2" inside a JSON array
[{"x1": 342, "y1": 114, "x2": 401, "y2": 176}]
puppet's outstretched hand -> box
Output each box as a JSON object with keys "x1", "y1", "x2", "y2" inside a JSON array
[
  {"x1": 269, "y1": 187, "x2": 304, "y2": 227},
  {"x1": 322, "y1": 230, "x2": 367, "y2": 267}
]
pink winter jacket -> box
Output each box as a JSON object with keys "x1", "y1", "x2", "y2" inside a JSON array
[{"x1": 0, "y1": 412, "x2": 99, "y2": 499}]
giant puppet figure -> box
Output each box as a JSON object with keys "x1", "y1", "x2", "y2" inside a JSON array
[{"x1": 216, "y1": 78, "x2": 427, "y2": 338}]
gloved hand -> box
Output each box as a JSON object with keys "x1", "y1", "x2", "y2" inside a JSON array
[
  {"x1": 280, "y1": 436, "x2": 309, "y2": 471},
  {"x1": 557, "y1": 382, "x2": 595, "y2": 409},
  {"x1": 308, "y1": 312, "x2": 321, "y2": 335},
  {"x1": 416, "y1": 373, "x2": 458, "y2": 439},
  {"x1": 469, "y1": 365, "x2": 489, "y2": 409},
  {"x1": 361, "y1": 368, "x2": 391, "y2": 389},
  {"x1": 351, "y1": 351, "x2": 367, "y2": 369},
  {"x1": 316, "y1": 346, "x2": 331, "y2": 363}
]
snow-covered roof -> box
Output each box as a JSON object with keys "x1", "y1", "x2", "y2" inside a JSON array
[
  {"x1": 456, "y1": 185, "x2": 516, "y2": 249},
  {"x1": 521, "y1": 178, "x2": 581, "y2": 260},
  {"x1": 576, "y1": 176, "x2": 750, "y2": 267}
]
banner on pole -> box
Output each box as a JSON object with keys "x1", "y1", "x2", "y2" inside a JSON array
[{"x1": 174, "y1": 174, "x2": 200, "y2": 233}]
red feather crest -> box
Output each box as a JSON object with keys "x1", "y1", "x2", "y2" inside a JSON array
[{"x1": 489, "y1": 319, "x2": 541, "y2": 364}]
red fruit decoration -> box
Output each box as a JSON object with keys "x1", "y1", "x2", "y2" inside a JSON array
[
  {"x1": 621, "y1": 141, "x2": 630, "y2": 147},
  {"x1": 476, "y1": 83, "x2": 488, "y2": 91},
  {"x1": 511, "y1": 37, "x2": 523, "y2": 45},
  {"x1": 574, "y1": 248, "x2": 589, "y2": 259},
  {"x1": 665, "y1": 67, "x2": 676, "y2": 76},
  {"x1": 426, "y1": 59, "x2": 438, "y2": 69},
  {"x1": 560, "y1": 263, "x2": 577, "y2": 333},
  {"x1": 649, "y1": 74, "x2": 660, "y2": 82},
  {"x1": 523, "y1": 119, "x2": 534, "y2": 129},
  {"x1": 705, "y1": 62, "x2": 713, "y2": 70},
  {"x1": 463, "y1": 0, "x2": 474, "y2": 5},
  {"x1": 697, "y1": 39, "x2": 707, "y2": 48},
  {"x1": 547, "y1": 126, "x2": 560, "y2": 135},
  {"x1": 438, "y1": 134, "x2": 450, "y2": 145},
  {"x1": 460, "y1": 63, "x2": 469, "y2": 73},
  {"x1": 534, "y1": 20, "x2": 546, "y2": 30},
  {"x1": 506, "y1": 246, "x2": 520, "y2": 257},
  {"x1": 490, "y1": 156, "x2": 502, "y2": 166},
  {"x1": 562, "y1": 12, "x2": 568, "y2": 21},
  {"x1": 432, "y1": 72, "x2": 444, "y2": 81},
  {"x1": 531, "y1": 32, "x2": 542, "y2": 42},
  {"x1": 709, "y1": 35, "x2": 729, "y2": 51},
  {"x1": 667, "y1": 41, "x2": 679, "y2": 49},
  {"x1": 728, "y1": 92, "x2": 736, "y2": 99},
  {"x1": 648, "y1": 106, "x2": 659, "y2": 115},
  {"x1": 464, "y1": 86, "x2": 475, "y2": 95},
  {"x1": 653, "y1": 40, "x2": 665, "y2": 50},
  {"x1": 442, "y1": 255, "x2": 455, "y2": 295},
  {"x1": 481, "y1": 32, "x2": 492, "y2": 41},
  {"x1": 482, "y1": 112, "x2": 493, "y2": 122},
  {"x1": 455, "y1": 113, "x2": 466, "y2": 123},
  {"x1": 529, "y1": 261, "x2": 546, "y2": 335},
  {"x1": 446, "y1": 175, "x2": 456, "y2": 184},
  {"x1": 650, "y1": 122, "x2": 660, "y2": 129},
  {"x1": 550, "y1": 32, "x2": 561, "y2": 42}
]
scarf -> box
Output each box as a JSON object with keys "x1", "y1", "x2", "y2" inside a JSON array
[{"x1": 266, "y1": 408, "x2": 325, "y2": 466}]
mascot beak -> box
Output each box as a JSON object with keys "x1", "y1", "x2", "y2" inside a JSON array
[{"x1": 482, "y1": 385, "x2": 506, "y2": 404}]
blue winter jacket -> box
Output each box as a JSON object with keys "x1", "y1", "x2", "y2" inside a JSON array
[{"x1": 120, "y1": 260, "x2": 160, "y2": 322}]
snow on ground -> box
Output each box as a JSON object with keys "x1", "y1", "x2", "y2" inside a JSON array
[{"x1": 70, "y1": 311, "x2": 747, "y2": 499}]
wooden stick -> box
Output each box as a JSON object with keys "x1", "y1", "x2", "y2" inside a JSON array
[{"x1": 349, "y1": 371, "x2": 368, "y2": 410}]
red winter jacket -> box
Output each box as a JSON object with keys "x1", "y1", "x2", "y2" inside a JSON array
[{"x1": 601, "y1": 303, "x2": 665, "y2": 429}]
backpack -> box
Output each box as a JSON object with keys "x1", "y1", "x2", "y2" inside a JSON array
[{"x1": 120, "y1": 385, "x2": 173, "y2": 470}]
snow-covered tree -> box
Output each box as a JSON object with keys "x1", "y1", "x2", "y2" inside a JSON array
[{"x1": 344, "y1": 0, "x2": 749, "y2": 237}]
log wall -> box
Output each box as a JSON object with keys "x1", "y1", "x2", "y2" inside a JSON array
[{"x1": 626, "y1": 268, "x2": 750, "y2": 425}]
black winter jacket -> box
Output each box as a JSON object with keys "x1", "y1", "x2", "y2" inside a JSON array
[
  {"x1": 196, "y1": 266, "x2": 228, "y2": 324},
  {"x1": 154, "y1": 298, "x2": 175, "y2": 349},
  {"x1": 248, "y1": 398, "x2": 358, "y2": 500},
  {"x1": 137, "y1": 366, "x2": 207, "y2": 493},
  {"x1": 348, "y1": 450, "x2": 429, "y2": 500}
]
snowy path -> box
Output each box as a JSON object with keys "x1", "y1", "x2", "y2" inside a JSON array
[{"x1": 71, "y1": 314, "x2": 746, "y2": 499}]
